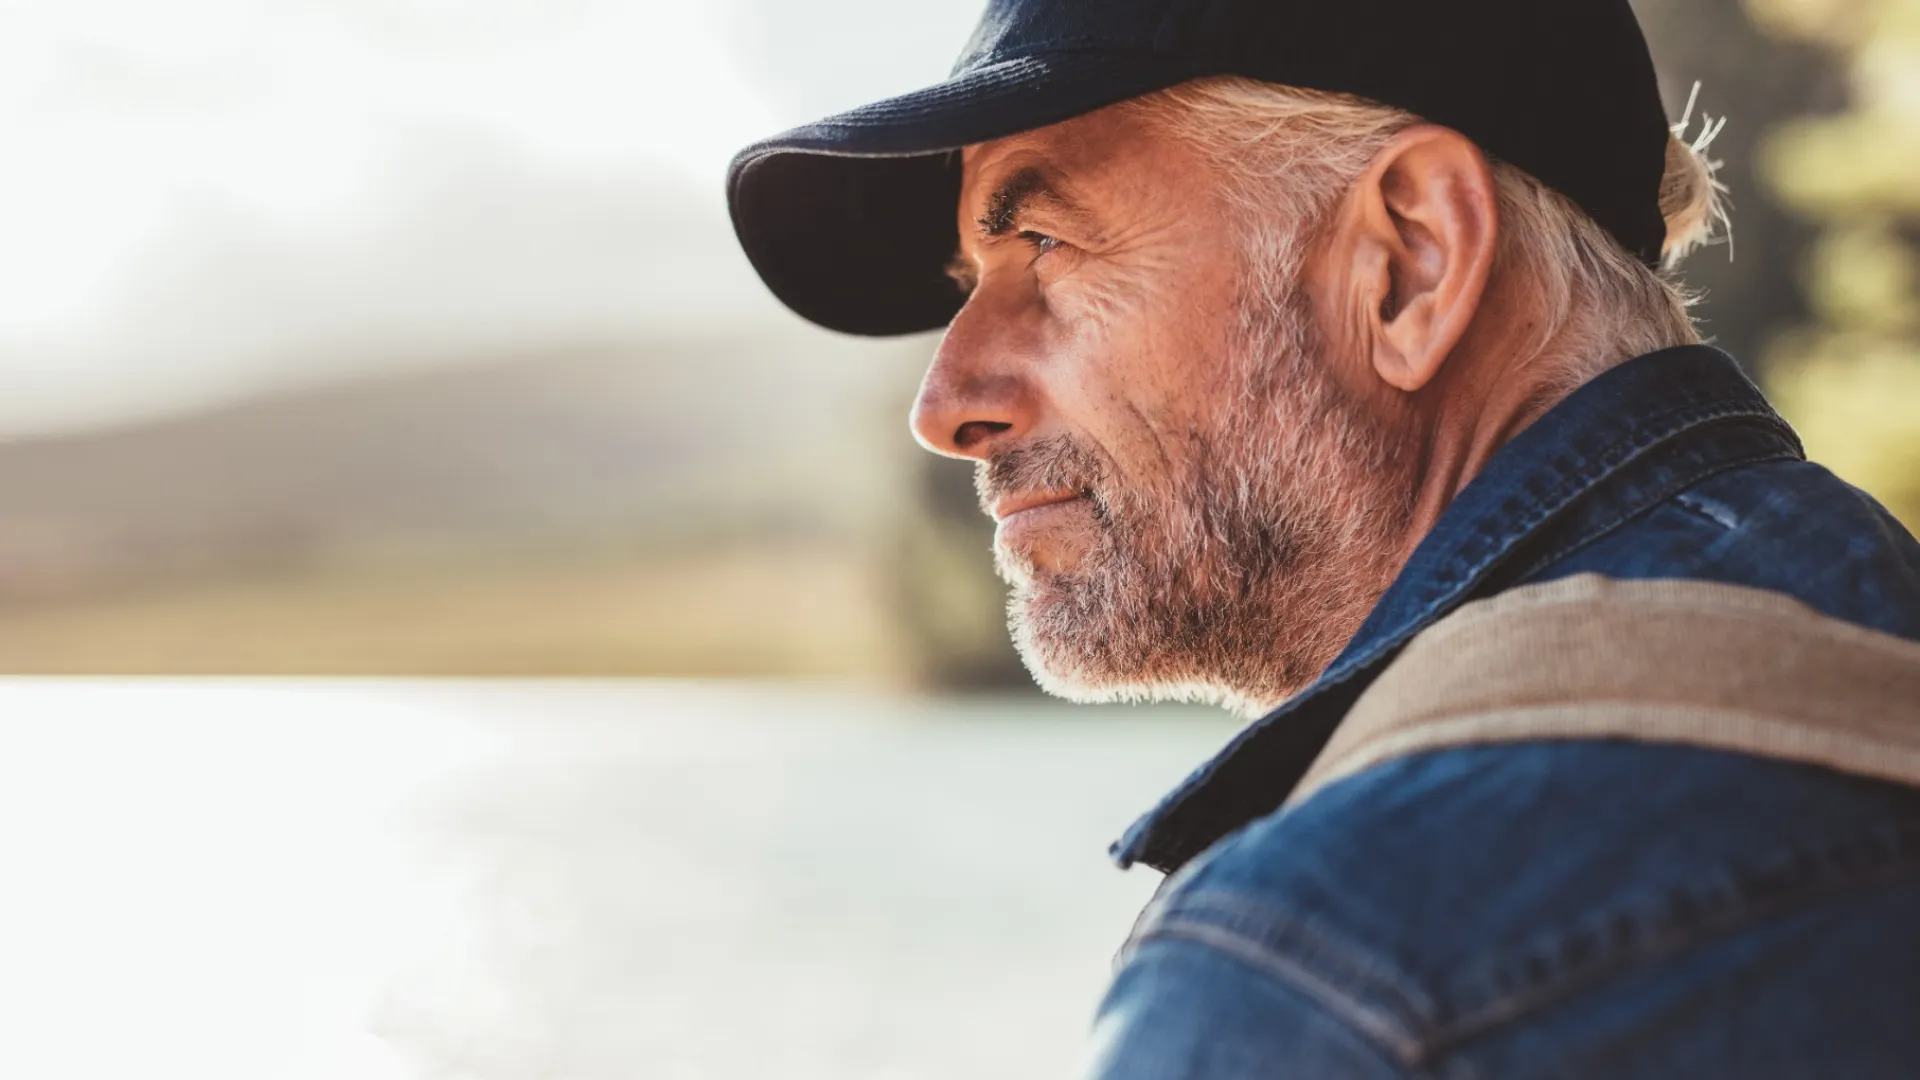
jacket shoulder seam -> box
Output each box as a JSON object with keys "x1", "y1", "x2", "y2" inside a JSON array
[{"x1": 1129, "y1": 889, "x2": 1437, "y2": 1068}]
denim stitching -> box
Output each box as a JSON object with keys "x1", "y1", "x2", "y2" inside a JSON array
[
  {"x1": 1414, "y1": 405, "x2": 1795, "y2": 603},
  {"x1": 1504, "y1": 446, "x2": 1796, "y2": 585},
  {"x1": 1136, "y1": 889, "x2": 1440, "y2": 1023},
  {"x1": 1133, "y1": 910, "x2": 1430, "y2": 1066},
  {"x1": 1128, "y1": 822, "x2": 1920, "y2": 1071},
  {"x1": 1417, "y1": 818, "x2": 1920, "y2": 1062}
]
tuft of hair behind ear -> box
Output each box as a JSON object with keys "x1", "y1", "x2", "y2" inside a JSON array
[{"x1": 1659, "y1": 85, "x2": 1731, "y2": 268}]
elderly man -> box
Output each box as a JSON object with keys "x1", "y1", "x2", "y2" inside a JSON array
[{"x1": 729, "y1": 0, "x2": 1920, "y2": 1075}]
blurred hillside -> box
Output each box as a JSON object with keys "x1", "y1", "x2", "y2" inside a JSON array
[
  {"x1": 0, "y1": 332, "x2": 970, "y2": 677},
  {"x1": 0, "y1": 335, "x2": 900, "y2": 592}
]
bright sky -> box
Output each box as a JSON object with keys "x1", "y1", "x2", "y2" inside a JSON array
[{"x1": 0, "y1": 0, "x2": 978, "y2": 436}]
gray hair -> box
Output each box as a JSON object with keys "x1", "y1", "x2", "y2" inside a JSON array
[{"x1": 1125, "y1": 77, "x2": 1728, "y2": 393}]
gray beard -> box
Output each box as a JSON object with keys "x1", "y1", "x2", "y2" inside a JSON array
[{"x1": 990, "y1": 281, "x2": 1417, "y2": 717}]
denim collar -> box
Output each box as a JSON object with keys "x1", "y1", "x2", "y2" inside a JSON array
[{"x1": 1111, "y1": 345, "x2": 1804, "y2": 873}]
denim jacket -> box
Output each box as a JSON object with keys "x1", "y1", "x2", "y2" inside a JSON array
[{"x1": 1090, "y1": 345, "x2": 1920, "y2": 1078}]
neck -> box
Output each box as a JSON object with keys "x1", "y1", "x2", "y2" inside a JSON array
[{"x1": 1393, "y1": 297, "x2": 1601, "y2": 566}]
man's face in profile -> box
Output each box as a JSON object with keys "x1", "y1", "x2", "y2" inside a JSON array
[{"x1": 912, "y1": 103, "x2": 1419, "y2": 716}]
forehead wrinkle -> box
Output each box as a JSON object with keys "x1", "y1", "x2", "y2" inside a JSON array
[{"x1": 962, "y1": 137, "x2": 1104, "y2": 225}]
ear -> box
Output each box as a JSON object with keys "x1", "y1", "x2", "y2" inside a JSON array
[{"x1": 1341, "y1": 126, "x2": 1499, "y2": 393}]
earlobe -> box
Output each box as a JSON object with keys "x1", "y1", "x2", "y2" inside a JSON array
[{"x1": 1355, "y1": 126, "x2": 1499, "y2": 395}]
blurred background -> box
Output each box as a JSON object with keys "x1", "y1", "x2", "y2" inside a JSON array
[
  {"x1": 0, "y1": 0, "x2": 1914, "y2": 677},
  {"x1": 0, "y1": 1, "x2": 1914, "y2": 1078}
]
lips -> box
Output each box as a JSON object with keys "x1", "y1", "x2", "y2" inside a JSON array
[{"x1": 990, "y1": 489, "x2": 1083, "y2": 522}]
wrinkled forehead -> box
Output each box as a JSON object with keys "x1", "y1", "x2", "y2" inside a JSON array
[{"x1": 955, "y1": 103, "x2": 1198, "y2": 230}]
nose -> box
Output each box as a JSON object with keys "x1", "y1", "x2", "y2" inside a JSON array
[{"x1": 910, "y1": 293, "x2": 1040, "y2": 461}]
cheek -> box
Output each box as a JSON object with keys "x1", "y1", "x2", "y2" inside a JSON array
[
  {"x1": 1040, "y1": 254, "x2": 1245, "y2": 486},
  {"x1": 1103, "y1": 291, "x2": 1243, "y2": 468}
]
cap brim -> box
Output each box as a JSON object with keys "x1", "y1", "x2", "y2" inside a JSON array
[{"x1": 727, "y1": 52, "x2": 1201, "y2": 337}]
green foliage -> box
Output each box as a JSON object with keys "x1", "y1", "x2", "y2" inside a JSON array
[{"x1": 1748, "y1": 0, "x2": 1920, "y2": 525}]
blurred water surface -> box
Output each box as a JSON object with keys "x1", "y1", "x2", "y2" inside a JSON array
[{"x1": 0, "y1": 681, "x2": 1234, "y2": 1080}]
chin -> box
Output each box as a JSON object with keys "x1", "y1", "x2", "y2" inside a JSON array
[
  {"x1": 994, "y1": 509, "x2": 1100, "y2": 583},
  {"x1": 1006, "y1": 582, "x2": 1294, "y2": 720},
  {"x1": 993, "y1": 538, "x2": 1075, "y2": 589},
  {"x1": 1017, "y1": 644, "x2": 1286, "y2": 719}
]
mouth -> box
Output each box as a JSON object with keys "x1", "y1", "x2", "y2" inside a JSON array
[{"x1": 990, "y1": 489, "x2": 1085, "y2": 523}]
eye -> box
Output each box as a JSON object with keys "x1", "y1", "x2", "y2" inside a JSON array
[{"x1": 1017, "y1": 229, "x2": 1063, "y2": 258}]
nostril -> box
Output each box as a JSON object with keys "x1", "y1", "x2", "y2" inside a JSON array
[{"x1": 953, "y1": 420, "x2": 1012, "y2": 452}]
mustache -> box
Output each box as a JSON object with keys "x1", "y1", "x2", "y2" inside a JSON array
[{"x1": 975, "y1": 435, "x2": 1110, "y2": 516}]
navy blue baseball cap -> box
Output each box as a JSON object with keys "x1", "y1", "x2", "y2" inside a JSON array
[{"x1": 727, "y1": 0, "x2": 1672, "y2": 337}]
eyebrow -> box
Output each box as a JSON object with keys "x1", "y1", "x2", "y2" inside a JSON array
[{"x1": 975, "y1": 166, "x2": 1063, "y2": 238}]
